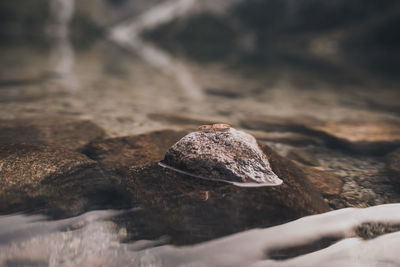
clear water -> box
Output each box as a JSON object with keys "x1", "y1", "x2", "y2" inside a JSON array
[{"x1": 1, "y1": 0, "x2": 400, "y2": 266}]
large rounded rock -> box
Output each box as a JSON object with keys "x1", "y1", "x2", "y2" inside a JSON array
[
  {"x1": 80, "y1": 129, "x2": 343, "y2": 244},
  {"x1": 162, "y1": 128, "x2": 282, "y2": 186},
  {"x1": 0, "y1": 144, "x2": 121, "y2": 217}
]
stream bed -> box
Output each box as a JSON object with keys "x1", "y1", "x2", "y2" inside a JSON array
[{"x1": 1, "y1": 0, "x2": 400, "y2": 266}]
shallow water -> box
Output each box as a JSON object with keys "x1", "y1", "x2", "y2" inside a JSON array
[
  {"x1": 2, "y1": 204, "x2": 400, "y2": 266},
  {"x1": 1, "y1": 0, "x2": 400, "y2": 266}
]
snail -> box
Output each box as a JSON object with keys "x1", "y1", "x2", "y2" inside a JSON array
[{"x1": 159, "y1": 124, "x2": 283, "y2": 187}]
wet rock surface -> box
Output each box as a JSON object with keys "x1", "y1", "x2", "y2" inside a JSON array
[
  {"x1": 162, "y1": 128, "x2": 282, "y2": 185},
  {"x1": 0, "y1": 119, "x2": 399, "y2": 245},
  {"x1": 80, "y1": 129, "x2": 341, "y2": 244},
  {"x1": 83, "y1": 130, "x2": 188, "y2": 173},
  {"x1": 124, "y1": 160, "x2": 330, "y2": 244},
  {"x1": 355, "y1": 222, "x2": 400, "y2": 240},
  {"x1": 241, "y1": 118, "x2": 400, "y2": 155},
  {"x1": 386, "y1": 148, "x2": 400, "y2": 184},
  {"x1": 1, "y1": 122, "x2": 399, "y2": 240},
  {"x1": 0, "y1": 117, "x2": 106, "y2": 151},
  {"x1": 287, "y1": 148, "x2": 320, "y2": 166},
  {"x1": 0, "y1": 144, "x2": 122, "y2": 217}
]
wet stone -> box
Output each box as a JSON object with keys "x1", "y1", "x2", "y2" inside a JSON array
[
  {"x1": 356, "y1": 222, "x2": 400, "y2": 240},
  {"x1": 287, "y1": 148, "x2": 320, "y2": 166},
  {"x1": 0, "y1": 117, "x2": 106, "y2": 151},
  {"x1": 241, "y1": 118, "x2": 400, "y2": 155},
  {"x1": 79, "y1": 129, "x2": 349, "y2": 244},
  {"x1": 83, "y1": 129, "x2": 188, "y2": 173},
  {"x1": 162, "y1": 128, "x2": 282, "y2": 186},
  {"x1": 124, "y1": 162, "x2": 330, "y2": 244},
  {"x1": 295, "y1": 163, "x2": 343, "y2": 197},
  {"x1": 117, "y1": 138, "x2": 330, "y2": 244},
  {"x1": 386, "y1": 148, "x2": 400, "y2": 184},
  {"x1": 0, "y1": 144, "x2": 121, "y2": 217}
]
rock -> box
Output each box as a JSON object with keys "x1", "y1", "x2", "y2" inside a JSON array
[
  {"x1": 297, "y1": 164, "x2": 343, "y2": 196},
  {"x1": 0, "y1": 117, "x2": 106, "y2": 151},
  {"x1": 260, "y1": 145, "x2": 343, "y2": 197},
  {"x1": 241, "y1": 118, "x2": 400, "y2": 155},
  {"x1": 83, "y1": 129, "x2": 188, "y2": 173},
  {"x1": 118, "y1": 141, "x2": 330, "y2": 244},
  {"x1": 313, "y1": 121, "x2": 400, "y2": 144},
  {"x1": 162, "y1": 128, "x2": 282, "y2": 186},
  {"x1": 287, "y1": 148, "x2": 320, "y2": 166},
  {"x1": 355, "y1": 222, "x2": 400, "y2": 240},
  {"x1": 386, "y1": 148, "x2": 400, "y2": 183},
  {"x1": 246, "y1": 130, "x2": 324, "y2": 146},
  {"x1": 0, "y1": 144, "x2": 122, "y2": 217},
  {"x1": 81, "y1": 129, "x2": 343, "y2": 244}
]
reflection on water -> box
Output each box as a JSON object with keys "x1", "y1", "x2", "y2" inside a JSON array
[
  {"x1": 49, "y1": 0, "x2": 78, "y2": 90},
  {"x1": 110, "y1": 0, "x2": 203, "y2": 100},
  {"x1": 1, "y1": 204, "x2": 400, "y2": 266}
]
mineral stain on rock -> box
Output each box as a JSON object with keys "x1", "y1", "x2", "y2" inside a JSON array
[{"x1": 161, "y1": 125, "x2": 283, "y2": 187}]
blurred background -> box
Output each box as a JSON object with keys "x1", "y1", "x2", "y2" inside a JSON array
[{"x1": 0, "y1": 0, "x2": 399, "y2": 136}]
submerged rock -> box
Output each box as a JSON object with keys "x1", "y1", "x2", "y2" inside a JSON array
[
  {"x1": 386, "y1": 148, "x2": 400, "y2": 184},
  {"x1": 162, "y1": 126, "x2": 282, "y2": 186},
  {"x1": 125, "y1": 147, "x2": 330, "y2": 244},
  {"x1": 0, "y1": 117, "x2": 106, "y2": 151},
  {"x1": 83, "y1": 129, "x2": 188, "y2": 173},
  {"x1": 79, "y1": 129, "x2": 343, "y2": 244},
  {"x1": 241, "y1": 117, "x2": 400, "y2": 155},
  {"x1": 0, "y1": 144, "x2": 123, "y2": 217}
]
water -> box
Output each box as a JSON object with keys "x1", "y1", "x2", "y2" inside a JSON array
[
  {"x1": 1, "y1": 0, "x2": 400, "y2": 266},
  {"x1": 1, "y1": 204, "x2": 400, "y2": 266}
]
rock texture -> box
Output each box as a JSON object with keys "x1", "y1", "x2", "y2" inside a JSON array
[
  {"x1": 83, "y1": 130, "x2": 188, "y2": 173},
  {"x1": 287, "y1": 148, "x2": 320, "y2": 166},
  {"x1": 162, "y1": 128, "x2": 282, "y2": 186},
  {"x1": 124, "y1": 147, "x2": 330, "y2": 244},
  {"x1": 80, "y1": 129, "x2": 339, "y2": 244},
  {"x1": 0, "y1": 117, "x2": 106, "y2": 151},
  {"x1": 386, "y1": 148, "x2": 400, "y2": 184},
  {"x1": 0, "y1": 144, "x2": 121, "y2": 217},
  {"x1": 241, "y1": 118, "x2": 400, "y2": 155}
]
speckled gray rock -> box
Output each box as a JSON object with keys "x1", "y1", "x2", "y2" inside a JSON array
[{"x1": 161, "y1": 128, "x2": 282, "y2": 186}]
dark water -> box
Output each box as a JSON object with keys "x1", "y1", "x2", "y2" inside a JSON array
[{"x1": 1, "y1": 0, "x2": 400, "y2": 266}]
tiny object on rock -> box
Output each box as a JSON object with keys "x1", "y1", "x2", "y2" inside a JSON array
[
  {"x1": 198, "y1": 125, "x2": 213, "y2": 132},
  {"x1": 160, "y1": 126, "x2": 283, "y2": 187},
  {"x1": 212, "y1": 123, "x2": 230, "y2": 132}
]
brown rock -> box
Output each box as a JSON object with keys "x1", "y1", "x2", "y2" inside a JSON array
[
  {"x1": 0, "y1": 117, "x2": 106, "y2": 151},
  {"x1": 241, "y1": 118, "x2": 400, "y2": 155},
  {"x1": 287, "y1": 148, "x2": 320, "y2": 166},
  {"x1": 313, "y1": 121, "x2": 400, "y2": 143},
  {"x1": 119, "y1": 141, "x2": 330, "y2": 245},
  {"x1": 260, "y1": 144, "x2": 342, "y2": 196},
  {"x1": 80, "y1": 129, "x2": 343, "y2": 244},
  {"x1": 297, "y1": 164, "x2": 343, "y2": 196},
  {"x1": 386, "y1": 148, "x2": 400, "y2": 183},
  {"x1": 247, "y1": 130, "x2": 324, "y2": 146},
  {"x1": 0, "y1": 144, "x2": 120, "y2": 217},
  {"x1": 83, "y1": 129, "x2": 188, "y2": 173}
]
